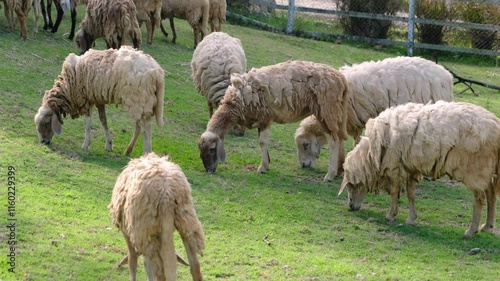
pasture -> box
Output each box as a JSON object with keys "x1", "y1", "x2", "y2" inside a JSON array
[{"x1": 1, "y1": 5, "x2": 500, "y2": 280}]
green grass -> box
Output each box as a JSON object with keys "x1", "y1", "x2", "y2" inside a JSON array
[{"x1": 1, "y1": 6, "x2": 500, "y2": 281}]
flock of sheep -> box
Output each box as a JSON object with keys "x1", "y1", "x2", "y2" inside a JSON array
[{"x1": 4, "y1": 0, "x2": 498, "y2": 279}]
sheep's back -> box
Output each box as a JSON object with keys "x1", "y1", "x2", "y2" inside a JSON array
[
  {"x1": 82, "y1": 0, "x2": 139, "y2": 40},
  {"x1": 191, "y1": 32, "x2": 246, "y2": 104},
  {"x1": 366, "y1": 101, "x2": 500, "y2": 190}
]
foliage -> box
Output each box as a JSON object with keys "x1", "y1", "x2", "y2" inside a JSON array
[
  {"x1": 336, "y1": 0, "x2": 404, "y2": 39},
  {"x1": 415, "y1": 0, "x2": 449, "y2": 45},
  {"x1": 458, "y1": 2, "x2": 500, "y2": 50}
]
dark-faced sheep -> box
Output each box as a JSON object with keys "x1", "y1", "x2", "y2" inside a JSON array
[
  {"x1": 339, "y1": 101, "x2": 500, "y2": 238},
  {"x1": 75, "y1": 0, "x2": 142, "y2": 55},
  {"x1": 198, "y1": 60, "x2": 349, "y2": 180},
  {"x1": 295, "y1": 56, "x2": 454, "y2": 178},
  {"x1": 34, "y1": 46, "x2": 164, "y2": 156},
  {"x1": 109, "y1": 153, "x2": 205, "y2": 280},
  {"x1": 159, "y1": 0, "x2": 209, "y2": 49}
]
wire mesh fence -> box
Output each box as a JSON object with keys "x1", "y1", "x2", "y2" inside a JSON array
[{"x1": 227, "y1": 0, "x2": 500, "y2": 56}]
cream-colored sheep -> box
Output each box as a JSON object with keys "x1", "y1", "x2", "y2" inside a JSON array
[
  {"x1": 295, "y1": 56, "x2": 454, "y2": 174},
  {"x1": 133, "y1": 0, "x2": 162, "y2": 44},
  {"x1": 339, "y1": 101, "x2": 500, "y2": 238},
  {"x1": 208, "y1": 0, "x2": 225, "y2": 32},
  {"x1": 109, "y1": 153, "x2": 205, "y2": 280},
  {"x1": 198, "y1": 60, "x2": 349, "y2": 180},
  {"x1": 75, "y1": 0, "x2": 142, "y2": 54},
  {"x1": 191, "y1": 32, "x2": 246, "y2": 118},
  {"x1": 3, "y1": 0, "x2": 40, "y2": 40},
  {"x1": 34, "y1": 46, "x2": 164, "y2": 156},
  {"x1": 159, "y1": 0, "x2": 209, "y2": 48}
]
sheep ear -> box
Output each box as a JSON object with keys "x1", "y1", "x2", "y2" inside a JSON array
[
  {"x1": 338, "y1": 177, "x2": 349, "y2": 196},
  {"x1": 51, "y1": 113, "x2": 63, "y2": 136},
  {"x1": 230, "y1": 74, "x2": 244, "y2": 89},
  {"x1": 217, "y1": 138, "x2": 226, "y2": 163}
]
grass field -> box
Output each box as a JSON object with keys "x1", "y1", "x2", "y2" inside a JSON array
[{"x1": 1, "y1": 6, "x2": 500, "y2": 281}]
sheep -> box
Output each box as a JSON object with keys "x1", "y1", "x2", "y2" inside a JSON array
[
  {"x1": 3, "y1": 0, "x2": 41, "y2": 40},
  {"x1": 338, "y1": 101, "x2": 500, "y2": 238},
  {"x1": 198, "y1": 60, "x2": 349, "y2": 180},
  {"x1": 109, "y1": 153, "x2": 205, "y2": 281},
  {"x1": 208, "y1": 0, "x2": 225, "y2": 32},
  {"x1": 133, "y1": 0, "x2": 162, "y2": 44},
  {"x1": 159, "y1": 0, "x2": 209, "y2": 49},
  {"x1": 34, "y1": 46, "x2": 164, "y2": 156},
  {"x1": 75, "y1": 0, "x2": 142, "y2": 55},
  {"x1": 190, "y1": 31, "x2": 246, "y2": 134},
  {"x1": 295, "y1": 56, "x2": 454, "y2": 176},
  {"x1": 40, "y1": 0, "x2": 80, "y2": 40}
]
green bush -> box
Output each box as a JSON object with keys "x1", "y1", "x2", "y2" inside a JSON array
[
  {"x1": 415, "y1": 0, "x2": 449, "y2": 45},
  {"x1": 337, "y1": 0, "x2": 404, "y2": 39},
  {"x1": 459, "y1": 2, "x2": 499, "y2": 50}
]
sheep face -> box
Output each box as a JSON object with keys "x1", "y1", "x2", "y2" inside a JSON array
[
  {"x1": 340, "y1": 178, "x2": 367, "y2": 211},
  {"x1": 198, "y1": 131, "x2": 225, "y2": 173},
  {"x1": 34, "y1": 106, "x2": 63, "y2": 145},
  {"x1": 295, "y1": 134, "x2": 321, "y2": 168}
]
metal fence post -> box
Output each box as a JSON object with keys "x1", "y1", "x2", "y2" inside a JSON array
[
  {"x1": 407, "y1": 0, "x2": 416, "y2": 57},
  {"x1": 286, "y1": 0, "x2": 296, "y2": 34}
]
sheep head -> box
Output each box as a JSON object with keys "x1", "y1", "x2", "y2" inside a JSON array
[
  {"x1": 338, "y1": 137, "x2": 372, "y2": 211},
  {"x1": 295, "y1": 131, "x2": 321, "y2": 168},
  {"x1": 198, "y1": 131, "x2": 225, "y2": 174},
  {"x1": 34, "y1": 105, "x2": 63, "y2": 145},
  {"x1": 75, "y1": 29, "x2": 94, "y2": 55}
]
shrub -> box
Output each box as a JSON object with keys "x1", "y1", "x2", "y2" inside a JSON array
[
  {"x1": 415, "y1": 0, "x2": 449, "y2": 45},
  {"x1": 459, "y1": 2, "x2": 499, "y2": 50}
]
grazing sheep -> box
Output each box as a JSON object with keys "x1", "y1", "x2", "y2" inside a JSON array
[
  {"x1": 3, "y1": 0, "x2": 41, "y2": 40},
  {"x1": 338, "y1": 101, "x2": 500, "y2": 238},
  {"x1": 75, "y1": 0, "x2": 142, "y2": 55},
  {"x1": 109, "y1": 153, "x2": 205, "y2": 281},
  {"x1": 34, "y1": 46, "x2": 164, "y2": 156},
  {"x1": 40, "y1": 0, "x2": 80, "y2": 39},
  {"x1": 133, "y1": 0, "x2": 162, "y2": 44},
  {"x1": 198, "y1": 60, "x2": 349, "y2": 180},
  {"x1": 295, "y1": 56, "x2": 454, "y2": 175},
  {"x1": 208, "y1": 0, "x2": 225, "y2": 32},
  {"x1": 159, "y1": 0, "x2": 209, "y2": 48},
  {"x1": 190, "y1": 32, "x2": 246, "y2": 118}
]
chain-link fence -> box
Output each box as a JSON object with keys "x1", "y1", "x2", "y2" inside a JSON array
[{"x1": 227, "y1": 0, "x2": 500, "y2": 56}]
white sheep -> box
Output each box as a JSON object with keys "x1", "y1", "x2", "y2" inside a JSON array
[
  {"x1": 34, "y1": 46, "x2": 164, "y2": 156},
  {"x1": 338, "y1": 101, "x2": 500, "y2": 238},
  {"x1": 133, "y1": 0, "x2": 162, "y2": 44},
  {"x1": 295, "y1": 56, "x2": 454, "y2": 176},
  {"x1": 159, "y1": 0, "x2": 210, "y2": 48},
  {"x1": 75, "y1": 0, "x2": 142, "y2": 55},
  {"x1": 198, "y1": 60, "x2": 349, "y2": 180},
  {"x1": 3, "y1": 0, "x2": 41, "y2": 40},
  {"x1": 109, "y1": 153, "x2": 205, "y2": 280},
  {"x1": 208, "y1": 0, "x2": 225, "y2": 32},
  {"x1": 191, "y1": 32, "x2": 246, "y2": 118}
]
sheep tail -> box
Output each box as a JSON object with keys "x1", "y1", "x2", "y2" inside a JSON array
[{"x1": 155, "y1": 76, "x2": 165, "y2": 128}]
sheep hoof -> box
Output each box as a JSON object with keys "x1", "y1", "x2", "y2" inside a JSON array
[
  {"x1": 105, "y1": 142, "x2": 113, "y2": 152},
  {"x1": 257, "y1": 166, "x2": 267, "y2": 174},
  {"x1": 463, "y1": 229, "x2": 477, "y2": 239},
  {"x1": 81, "y1": 143, "x2": 90, "y2": 151},
  {"x1": 405, "y1": 218, "x2": 416, "y2": 225},
  {"x1": 323, "y1": 173, "x2": 335, "y2": 182},
  {"x1": 480, "y1": 223, "x2": 494, "y2": 232},
  {"x1": 385, "y1": 215, "x2": 396, "y2": 223}
]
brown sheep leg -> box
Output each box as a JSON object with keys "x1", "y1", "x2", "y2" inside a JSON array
[
  {"x1": 386, "y1": 182, "x2": 400, "y2": 223},
  {"x1": 336, "y1": 138, "x2": 345, "y2": 175},
  {"x1": 481, "y1": 185, "x2": 496, "y2": 232},
  {"x1": 4, "y1": 4, "x2": 14, "y2": 32},
  {"x1": 257, "y1": 126, "x2": 271, "y2": 174},
  {"x1": 193, "y1": 25, "x2": 200, "y2": 49},
  {"x1": 124, "y1": 235, "x2": 138, "y2": 281},
  {"x1": 14, "y1": 10, "x2": 28, "y2": 40},
  {"x1": 169, "y1": 18, "x2": 177, "y2": 44},
  {"x1": 324, "y1": 134, "x2": 340, "y2": 182},
  {"x1": 96, "y1": 105, "x2": 113, "y2": 151},
  {"x1": 464, "y1": 190, "x2": 485, "y2": 238},
  {"x1": 125, "y1": 121, "x2": 141, "y2": 156},
  {"x1": 405, "y1": 177, "x2": 418, "y2": 225}
]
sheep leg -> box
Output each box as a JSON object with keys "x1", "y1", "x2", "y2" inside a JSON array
[
  {"x1": 160, "y1": 21, "x2": 169, "y2": 38},
  {"x1": 32, "y1": 0, "x2": 41, "y2": 34},
  {"x1": 480, "y1": 185, "x2": 496, "y2": 232},
  {"x1": 405, "y1": 177, "x2": 418, "y2": 225},
  {"x1": 257, "y1": 126, "x2": 271, "y2": 174},
  {"x1": 68, "y1": 6, "x2": 76, "y2": 40},
  {"x1": 125, "y1": 121, "x2": 141, "y2": 156},
  {"x1": 40, "y1": 0, "x2": 53, "y2": 29},
  {"x1": 386, "y1": 182, "x2": 400, "y2": 223},
  {"x1": 141, "y1": 120, "x2": 152, "y2": 155},
  {"x1": 143, "y1": 256, "x2": 154, "y2": 281},
  {"x1": 336, "y1": 138, "x2": 345, "y2": 175},
  {"x1": 192, "y1": 25, "x2": 200, "y2": 49},
  {"x1": 81, "y1": 112, "x2": 92, "y2": 151},
  {"x1": 50, "y1": 0, "x2": 62, "y2": 33},
  {"x1": 124, "y1": 235, "x2": 138, "y2": 281},
  {"x1": 96, "y1": 105, "x2": 113, "y2": 151},
  {"x1": 464, "y1": 190, "x2": 485, "y2": 238},
  {"x1": 324, "y1": 134, "x2": 339, "y2": 182},
  {"x1": 4, "y1": 3, "x2": 13, "y2": 32},
  {"x1": 169, "y1": 18, "x2": 176, "y2": 44}
]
